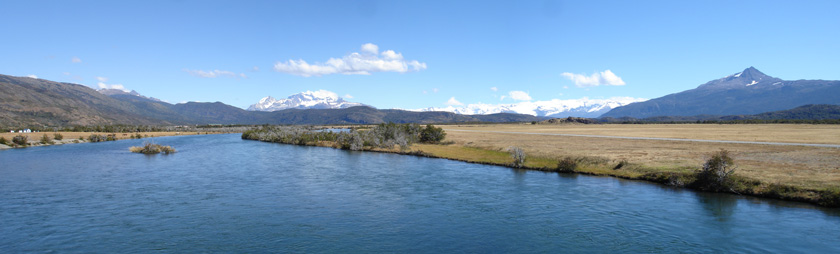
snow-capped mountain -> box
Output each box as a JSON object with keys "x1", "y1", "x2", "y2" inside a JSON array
[
  {"x1": 600, "y1": 67, "x2": 840, "y2": 118},
  {"x1": 247, "y1": 90, "x2": 365, "y2": 111},
  {"x1": 414, "y1": 97, "x2": 648, "y2": 118}
]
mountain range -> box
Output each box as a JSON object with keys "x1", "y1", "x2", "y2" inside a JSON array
[
  {"x1": 247, "y1": 90, "x2": 364, "y2": 111},
  {"x1": 2, "y1": 66, "x2": 839, "y2": 127},
  {"x1": 601, "y1": 67, "x2": 840, "y2": 118},
  {"x1": 0, "y1": 74, "x2": 541, "y2": 127},
  {"x1": 414, "y1": 97, "x2": 647, "y2": 118}
]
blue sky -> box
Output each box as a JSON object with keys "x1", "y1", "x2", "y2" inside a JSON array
[{"x1": 1, "y1": 0, "x2": 838, "y2": 109}]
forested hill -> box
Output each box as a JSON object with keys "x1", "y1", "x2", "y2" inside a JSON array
[{"x1": 0, "y1": 74, "x2": 542, "y2": 127}]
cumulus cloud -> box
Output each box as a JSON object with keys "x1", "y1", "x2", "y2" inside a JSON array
[
  {"x1": 96, "y1": 77, "x2": 108, "y2": 82},
  {"x1": 490, "y1": 87, "x2": 498, "y2": 91},
  {"x1": 71, "y1": 57, "x2": 82, "y2": 63},
  {"x1": 508, "y1": 91, "x2": 532, "y2": 101},
  {"x1": 274, "y1": 43, "x2": 427, "y2": 77},
  {"x1": 445, "y1": 97, "x2": 463, "y2": 106},
  {"x1": 344, "y1": 94, "x2": 354, "y2": 99},
  {"x1": 26, "y1": 74, "x2": 38, "y2": 79},
  {"x1": 561, "y1": 70, "x2": 626, "y2": 87},
  {"x1": 98, "y1": 82, "x2": 127, "y2": 92},
  {"x1": 184, "y1": 69, "x2": 246, "y2": 78}
]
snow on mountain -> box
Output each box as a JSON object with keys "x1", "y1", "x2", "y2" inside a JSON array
[
  {"x1": 247, "y1": 90, "x2": 365, "y2": 111},
  {"x1": 412, "y1": 97, "x2": 648, "y2": 118}
]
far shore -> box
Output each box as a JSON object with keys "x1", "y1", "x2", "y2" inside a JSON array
[{"x1": 0, "y1": 131, "x2": 223, "y2": 149}]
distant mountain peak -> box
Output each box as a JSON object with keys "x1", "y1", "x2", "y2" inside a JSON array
[
  {"x1": 247, "y1": 89, "x2": 365, "y2": 111},
  {"x1": 701, "y1": 67, "x2": 780, "y2": 90}
]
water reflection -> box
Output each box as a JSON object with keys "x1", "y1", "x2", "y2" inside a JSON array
[{"x1": 696, "y1": 192, "x2": 738, "y2": 222}]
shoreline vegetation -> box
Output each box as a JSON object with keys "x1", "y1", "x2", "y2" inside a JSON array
[
  {"x1": 0, "y1": 125, "x2": 249, "y2": 150},
  {"x1": 243, "y1": 124, "x2": 840, "y2": 208}
]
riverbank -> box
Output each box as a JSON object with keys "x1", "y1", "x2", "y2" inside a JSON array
[
  {"x1": 0, "y1": 131, "x2": 217, "y2": 150},
  {"x1": 243, "y1": 124, "x2": 840, "y2": 207}
]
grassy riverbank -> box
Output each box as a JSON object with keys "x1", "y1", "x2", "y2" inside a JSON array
[
  {"x1": 244, "y1": 124, "x2": 840, "y2": 207},
  {"x1": 0, "y1": 131, "x2": 216, "y2": 149}
]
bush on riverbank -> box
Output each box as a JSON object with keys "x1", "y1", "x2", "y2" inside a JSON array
[
  {"x1": 130, "y1": 141, "x2": 176, "y2": 154},
  {"x1": 12, "y1": 135, "x2": 28, "y2": 146},
  {"x1": 241, "y1": 123, "x2": 446, "y2": 151},
  {"x1": 509, "y1": 146, "x2": 526, "y2": 168},
  {"x1": 40, "y1": 134, "x2": 54, "y2": 145},
  {"x1": 0, "y1": 137, "x2": 7, "y2": 146},
  {"x1": 88, "y1": 133, "x2": 117, "y2": 143},
  {"x1": 557, "y1": 157, "x2": 577, "y2": 172},
  {"x1": 694, "y1": 149, "x2": 737, "y2": 192},
  {"x1": 53, "y1": 133, "x2": 63, "y2": 140}
]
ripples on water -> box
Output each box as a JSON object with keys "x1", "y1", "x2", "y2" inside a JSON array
[{"x1": 1, "y1": 134, "x2": 839, "y2": 252}]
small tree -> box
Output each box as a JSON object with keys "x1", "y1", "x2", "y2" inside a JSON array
[
  {"x1": 12, "y1": 135, "x2": 28, "y2": 146},
  {"x1": 557, "y1": 157, "x2": 577, "y2": 173},
  {"x1": 53, "y1": 133, "x2": 63, "y2": 140},
  {"x1": 509, "y1": 146, "x2": 526, "y2": 168},
  {"x1": 0, "y1": 136, "x2": 8, "y2": 145},
  {"x1": 40, "y1": 134, "x2": 54, "y2": 144},
  {"x1": 697, "y1": 149, "x2": 737, "y2": 191},
  {"x1": 420, "y1": 124, "x2": 446, "y2": 143}
]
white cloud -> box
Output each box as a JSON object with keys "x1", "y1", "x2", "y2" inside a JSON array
[
  {"x1": 445, "y1": 97, "x2": 463, "y2": 106},
  {"x1": 561, "y1": 70, "x2": 626, "y2": 87},
  {"x1": 508, "y1": 91, "x2": 532, "y2": 101},
  {"x1": 500, "y1": 95, "x2": 506, "y2": 100},
  {"x1": 274, "y1": 43, "x2": 427, "y2": 77},
  {"x1": 433, "y1": 88, "x2": 439, "y2": 93},
  {"x1": 361, "y1": 43, "x2": 379, "y2": 55},
  {"x1": 344, "y1": 94, "x2": 354, "y2": 99},
  {"x1": 26, "y1": 74, "x2": 38, "y2": 79},
  {"x1": 96, "y1": 76, "x2": 108, "y2": 82},
  {"x1": 71, "y1": 57, "x2": 82, "y2": 63},
  {"x1": 252, "y1": 66, "x2": 260, "y2": 72},
  {"x1": 97, "y1": 82, "x2": 128, "y2": 92},
  {"x1": 184, "y1": 69, "x2": 246, "y2": 78},
  {"x1": 490, "y1": 87, "x2": 498, "y2": 91},
  {"x1": 62, "y1": 72, "x2": 70, "y2": 75}
]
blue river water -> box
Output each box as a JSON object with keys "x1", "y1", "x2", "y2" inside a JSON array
[{"x1": 1, "y1": 134, "x2": 839, "y2": 253}]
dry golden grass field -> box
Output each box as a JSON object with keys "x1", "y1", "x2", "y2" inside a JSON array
[{"x1": 437, "y1": 124, "x2": 840, "y2": 190}]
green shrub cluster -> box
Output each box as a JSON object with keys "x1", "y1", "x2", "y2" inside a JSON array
[
  {"x1": 0, "y1": 136, "x2": 8, "y2": 145},
  {"x1": 242, "y1": 123, "x2": 447, "y2": 151},
  {"x1": 53, "y1": 133, "x2": 63, "y2": 140},
  {"x1": 88, "y1": 134, "x2": 118, "y2": 142},
  {"x1": 12, "y1": 135, "x2": 28, "y2": 146},
  {"x1": 694, "y1": 149, "x2": 737, "y2": 192},
  {"x1": 557, "y1": 157, "x2": 577, "y2": 172},
  {"x1": 40, "y1": 134, "x2": 54, "y2": 145}
]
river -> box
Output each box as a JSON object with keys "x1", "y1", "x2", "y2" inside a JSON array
[{"x1": 1, "y1": 134, "x2": 838, "y2": 252}]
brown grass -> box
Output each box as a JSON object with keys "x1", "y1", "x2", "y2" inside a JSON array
[
  {"x1": 0, "y1": 131, "x2": 203, "y2": 143},
  {"x1": 439, "y1": 124, "x2": 840, "y2": 190}
]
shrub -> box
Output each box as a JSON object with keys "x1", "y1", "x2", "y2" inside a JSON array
[
  {"x1": 88, "y1": 134, "x2": 106, "y2": 142},
  {"x1": 129, "y1": 141, "x2": 176, "y2": 154},
  {"x1": 0, "y1": 136, "x2": 7, "y2": 145},
  {"x1": 614, "y1": 160, "x2": 628, "y2": 170},
  {"x1": 509, "y1": 146, "x2": 526, "y2": 168},
  {"x1": 53, "y1": 133, "x2": 63, "y2": 140},
  {"x1": 12, "y1": 135, "x2": 28, "y2": 146},
  {"x1": 106, "y1": 134, "x2": 117, "y2": 141},
  {"x1": 696, "y1": 149, "x2": 737, "y2": 191},
  {"x1": 557, "y1": 157, "x2": 578, "y2": 172},
  {"x1": 40, "y1": 134, "x2": 54, "y2": 144},
  {"x1": 420, "y1": 124, "x2": 446, "y2": 143}
]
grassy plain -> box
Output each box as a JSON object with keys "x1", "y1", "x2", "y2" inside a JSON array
[{"x1": 434, "y1": 124, "x2": 840, "y2": 191}]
